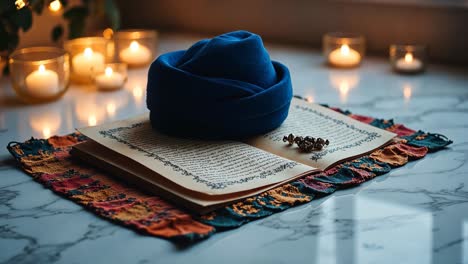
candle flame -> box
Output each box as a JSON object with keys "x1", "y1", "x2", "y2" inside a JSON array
[
  {"x1": 404, "y1": 53, "x2": 413, "y2": 63},
  {"x1": 84, "y1": 48, "x2": 93, "y2": 58},
  {"x1": 105, "y1": 67, "x2": 113, "y2": 76},
  {"x1": 38, "y1": 64, "x2": 45, "y2": 73},
  {"x1": 306, "y1": 95, "x2": 314, "y2": 103},
  {"x1": 341, "y1": 44, "x2": 350, "y2": 56},
  {"x1": 130, "y1": 41, "x2": 140, "y2": 51},
  {"x1": 49, "y1": 0, "x2": 61, "y2": 12}
]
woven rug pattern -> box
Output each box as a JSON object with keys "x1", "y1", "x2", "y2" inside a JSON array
[{"x1": 7, "y1": 103, "x2": 452, "y2": 242}]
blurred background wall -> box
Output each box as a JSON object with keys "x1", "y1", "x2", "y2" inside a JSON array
[{"x1": 116, "y1": 0, "x2": 468, "y2": 65}]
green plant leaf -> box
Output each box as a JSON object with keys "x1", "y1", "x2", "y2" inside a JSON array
[
  {"x1": 60, "y1": 0, "x2": 68, "y2": 8},
  {"x1": 93, "y1": 0, "x2": 105, "y2": 16},
  {"x1": 51, "y1": 24, "x2": 63, "y2": 42},
  {"x1": 3, "y1": 64, "x2": 9, "y2": 75},
  {"x1": 7, "y1": 32, "x2": 19, "y2": 51},
  {"x1": 68, "y1": 18, "x2": 86, "y2": 39},
  {"x1": 104, "y1": 0, "x2": 120, "y2": 30},
  {"x1": 63, "y1": 6, "x2": 88, "y2": 20},
  {"x1": 0, "y1": 26, "x2": 9, "y2": 51},
  {"x1": 63, "y1": 6, "x2": 88, "y2": 39},
  {"x1": 0, "y1": 1, "x2": 15, "y2": 14},
  {"x1": 10, "y1": 7, "x2": 33, "y2": 32}
]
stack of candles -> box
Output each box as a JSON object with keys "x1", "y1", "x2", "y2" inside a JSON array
[{"x1": 7, "y1": 29, "x2": 157, "y2": 104}]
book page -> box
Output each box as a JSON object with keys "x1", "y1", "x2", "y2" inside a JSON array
[
  {"x1": 248, "y1": 98, "x2": 397, "y2": 170},
  {"x1": 78, "y1": 115, "x2": 315, "y2": 195},
  {"x1": 73, "y1": 141, "x2": 315, "y2": 213}
]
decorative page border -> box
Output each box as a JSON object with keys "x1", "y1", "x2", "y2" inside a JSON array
[{"x1": 99, "y1": 123, "x2": 298, "y2": 190}]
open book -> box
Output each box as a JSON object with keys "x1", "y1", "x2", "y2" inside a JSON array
[{"x1": 72, "y1": 98, "x2": 396, "y2": 213}]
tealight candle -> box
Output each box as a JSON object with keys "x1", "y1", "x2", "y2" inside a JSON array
[
  {"x1": 328, "y1": 44, "x2": 361, "y2": 67},
  {"x1": 72, "y1": 47, "x2": 105, "y2": 77},
  {"x1": 390, "y1": 44, "x2": 427, "y2": 74},
  {"x1": 119, "y1": 41, "x2": 151, "y2": 66},
  {"x1": 25, "y1": 65, "x2": 60, "y2": 98},
  {"x1": 395, "y1": 52, "x2": 422, "y2": 72},
  {"x1": 115, "y1": 30, "x2": 157, "y2": 68},
  {"x1": 95, "y1": 66, "x2": 124, "y2": 90},
  {"x1": 323, "y1": 33, "x2": 365, "y2": 68},
  {"x1": 9, "y1": 46, "x2": 69, "y2": 103}
]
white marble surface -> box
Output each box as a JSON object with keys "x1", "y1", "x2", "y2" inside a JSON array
[{"x1": 0, "y1": 33, "x2": 467, "y2": 264}]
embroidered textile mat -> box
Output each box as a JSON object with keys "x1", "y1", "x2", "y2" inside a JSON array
[{"x1": 7, "y1": 102, "x2": 452, "y2": 243}]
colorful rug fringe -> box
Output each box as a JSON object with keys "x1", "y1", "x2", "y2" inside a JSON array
[{"x1": 7, "y1": 101, "x2": 452, "y2": 243}]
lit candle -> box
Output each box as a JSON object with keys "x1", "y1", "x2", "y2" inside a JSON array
[
  {"x1": 395, "y1": 52, "x2": 422, "y2": 73},
  {"x1": 72, "y1": 48, "x2": 105, "y2": 77},
  {"x1": 119, "y1": 41, "x2": 152, "y2": 66},
  {"x1": 328, "y1": 44, "x2": 361, "y2": 67},
  {"x1": 25, "y1": 65, "x2": 60, "y2": 98},
  {"x1": 95, "y1": 67, "x2": 124, "y2": 90}
]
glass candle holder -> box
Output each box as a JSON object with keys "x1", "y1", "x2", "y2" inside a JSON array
[
  {"x1": 323, "y1": 32, "x2": 365, "y2": 68},
  {"x1": 390, "y1": 44, "x2": 427, "y2": 74},
  {"x1": 9, "y1": 47, "x2": 69, "y2": 104},
  {"x1": 114, "y1": 29, "x2": 157, "y2": 67},
  {"x1": 0, "y1": 55, "x2": 6, "y2": 79},
  {"x1": 94, "y1": 63, "x2": 127, "y2": 91},
  {"x1": 64, "y1": 37, "x2": 109, "y2": 84}
]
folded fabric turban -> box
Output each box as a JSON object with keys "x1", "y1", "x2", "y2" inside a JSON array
[{"x1": 146, "y1": 30, "x2": 293, "y2": 139}]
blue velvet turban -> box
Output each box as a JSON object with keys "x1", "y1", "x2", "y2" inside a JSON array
[{"x1": 146, "y1": 30, "x2": 293, "y2": 139}]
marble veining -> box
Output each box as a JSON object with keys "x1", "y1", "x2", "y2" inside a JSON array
[{"x1": 0, "y1": 33, "x2": 467, "y2": 264}]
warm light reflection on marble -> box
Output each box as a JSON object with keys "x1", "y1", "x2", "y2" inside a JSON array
[
  {"x1": 103, "y1": 93, "x2": 129, "y2": 117},
  {"x1": 126, "y1": 78, "x2": 146, "y2": 109},
  {"x1": 329, "y1": 71, "x2": 360, "y2": 103},
  {"x1": 106, "y1": 102, "x2": 117, "y2": 117},
  {"x1": 75, "y1": 100, "x2": 106, "y2": 127},
  {"x1": 88, "y1": 115, "x2": 97, "y2": 126},
  {"x1": 74, "y1": 91, "x2": 130, "y2": 126},
  {"x1": 403, "y1": 84, "x2": 413, "y2": 103},
  {"x1": 29, "y1": 110, "x2": 62, "y2": 138}
]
